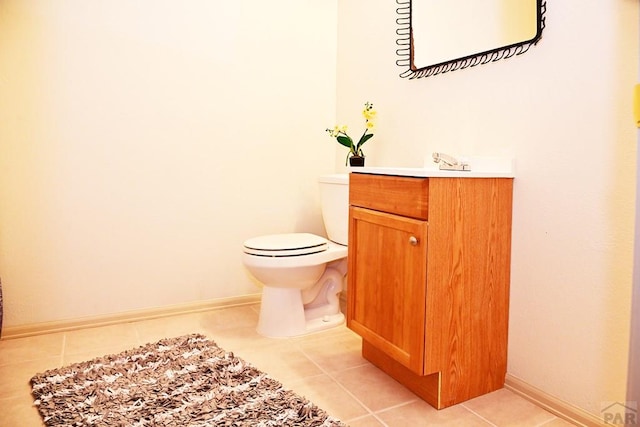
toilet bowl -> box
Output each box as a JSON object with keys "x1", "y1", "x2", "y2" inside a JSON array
[{"x1": 242, "y1": 174, "x2": 349, "y2": 338}]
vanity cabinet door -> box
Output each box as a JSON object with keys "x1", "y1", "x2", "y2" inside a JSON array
[{"x1": 347, "y1": 206, "x2": 428, "y2": 375}]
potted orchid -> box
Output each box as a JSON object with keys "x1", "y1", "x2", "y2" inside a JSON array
[{"x1": 326, "y1": 102, "x2": 377, "y2": 166}]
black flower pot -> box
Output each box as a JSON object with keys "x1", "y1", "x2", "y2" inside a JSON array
[{"x1": 349, "y1": 156, "x2": 365, "y2": 167}]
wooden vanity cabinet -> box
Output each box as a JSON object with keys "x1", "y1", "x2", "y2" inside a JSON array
[{"x1": 347, "y1": 172, "x2": 514, "y2": 409}]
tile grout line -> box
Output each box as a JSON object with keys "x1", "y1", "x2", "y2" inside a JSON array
[
  {"x1": 534, "y1": 416, "x2": 566, "y2": 427},
  {"x1": 460, "y1": 397, "x2": 568, "y2": 427},
  {"x1": 296, "y1": 342, "x2": 417, "y2": 426},
  {"x1": 60, "y1": 333, "x2": 66, "y2": 367},
  {"x1": 459, "y1": 403, "x2": 500, "y2": 427},
  {"x1": 296, "y1": 344, "x2": 389, "y2": 426},
  {"x1": 132, "y1": 323, "x2": 142, "y2": 347}
]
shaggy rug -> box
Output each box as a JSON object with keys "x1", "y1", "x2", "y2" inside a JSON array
[{"x1": 31, "y1": 334, "x2": 347, "y2": 426}]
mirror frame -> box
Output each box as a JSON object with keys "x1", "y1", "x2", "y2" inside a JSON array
[{"x1": 396, "y1": 0, "x2": 546, "y2": 79}]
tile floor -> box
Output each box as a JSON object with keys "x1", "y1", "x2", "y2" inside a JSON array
[{"x1": 0, "y1": 304, "x2": 576, "y2": 426}]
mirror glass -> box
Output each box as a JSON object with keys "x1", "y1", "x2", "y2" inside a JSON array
[{"x1": 397, "y1": 0, "x2": 545, "y2": 78}]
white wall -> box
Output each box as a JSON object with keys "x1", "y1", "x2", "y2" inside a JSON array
[
  {"x1": 0, "y1": 0, "x2": 338, "y2": 325},
  {"x1": 337, "y1": 0, "x2": 637, "y2": 419},
  {"x1": 1, "y1": 0, "x2": 637, "y2": 419}
]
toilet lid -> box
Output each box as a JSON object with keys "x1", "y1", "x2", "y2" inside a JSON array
[{"x1": 243, "y1": 233, "x2": 328, "y2": 257}]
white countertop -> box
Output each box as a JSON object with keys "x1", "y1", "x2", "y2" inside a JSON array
[
  {"x1": 350, "y1": 157, "x2": 515, "y2": 178},
  {"x1": 351, "y1": 167, "x2": 513, "y2": 178}
]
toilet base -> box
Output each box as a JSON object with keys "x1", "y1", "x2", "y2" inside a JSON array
[
  {"x1": 256, "y1": 287, "x2": 345, "y2": 338},
  {"x1": 304, "y1": 312, "x2": 345, "y2": 335}
]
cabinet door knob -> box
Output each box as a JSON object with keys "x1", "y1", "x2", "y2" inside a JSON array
[{"x1": 409, "y1": 236, "x2": 419, "y2": 246}]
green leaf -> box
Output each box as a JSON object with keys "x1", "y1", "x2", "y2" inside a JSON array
[
  {"x1": 357, "y1": 133, "x2": 374, "y2": 149},
  {"x1": 336, "y1": 135, "x2": 353, "y2": 149}
]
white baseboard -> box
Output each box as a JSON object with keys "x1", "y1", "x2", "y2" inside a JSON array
[
  {"x1": 505, "y1": 374, "x2": 605, "y2": 427},
  {"x1": 1, "y1": 294, "x2": 262, "y2": 340}
]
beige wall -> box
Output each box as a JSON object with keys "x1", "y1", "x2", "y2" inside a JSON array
[
  {"x1": 337, "y1": 0, "x2": 638, "y2": 419},
  {"x1": 0, "y1": 1, "x2": 338, "y2": 324}
]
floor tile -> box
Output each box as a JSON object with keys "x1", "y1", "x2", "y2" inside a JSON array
[
  {"x1": 462, "y1": 388, "x2": 557, "y2": 427},
  {"x1": 346, "y1": 415, "x2": 387, "y2": 426},
  {"x1": 0, "y1": 357, "x2": 60, "y2": 399},
  {"x1": 199, "y1": 305, "x2": 260, "y2": 331},
  {"x1": 377, "y1": 399, "x2": 494, "y2": 426},
  {"x1": 0, "y1": 395, "x2": 45, "y2": 426},
  {"x1": 540, "y1": 417, "x2": 579, "y2": 426},
  {"x1": 287, "y1": 373, "x2": 370, "y2": 422},
  {"x1": 234, "y1": 342, "x2": 323, "y2": 385},
  {"x1": 64, "y1": 322, "x2": 139, "y2": 356},
  {"x1": 205, "y1": 325, "x2": 276, "y2": 353},
  {"x1": 61, "y1": 347, "x2": 127, "y2": 366},
  {"x1": 133, "y1": 312, "x2": 210, "y2": 344},
  {"x1": 332, "y1": 364, "x2": 418, "y2": 412},
  {"x1": 0, "y1": 333, "x2": 64, "y2": 366},
  {"x1": 298, "y1": 327, "x2": 368, "y2": 373}
]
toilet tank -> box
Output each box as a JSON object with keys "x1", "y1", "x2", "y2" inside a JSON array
[{"x1": 318, "y1": 174, "x2": 349, "y2": 245}]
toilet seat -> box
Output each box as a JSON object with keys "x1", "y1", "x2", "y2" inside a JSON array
[{"x1": 243, "y1": 233, "x2": 328, "y2": 257}]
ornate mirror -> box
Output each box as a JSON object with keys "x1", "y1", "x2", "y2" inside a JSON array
[{"x1": 396, "y1": 0, "x2": 546, "y2": 79}]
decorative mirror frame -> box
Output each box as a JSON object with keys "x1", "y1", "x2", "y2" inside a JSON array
[{"x1": 396, "y1": 0, "x2": 546, "y2": 79}]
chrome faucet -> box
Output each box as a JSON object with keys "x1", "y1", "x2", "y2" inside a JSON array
[{"x1": 432, "y1": 152, "x2": 470, "y2": 171}]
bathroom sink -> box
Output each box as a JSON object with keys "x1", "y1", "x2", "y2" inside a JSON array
[{"x1": 353, "y1": 156, "x2": 515, "y2": 178}]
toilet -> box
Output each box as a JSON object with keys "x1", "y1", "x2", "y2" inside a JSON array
[{"x1": 242, "y1": 174, "x2": 349, "y2": 338}]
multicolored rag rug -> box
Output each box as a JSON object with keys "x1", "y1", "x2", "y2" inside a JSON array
[{"x1": 31, "y1": 334, "x2": 347, "y2": 426}]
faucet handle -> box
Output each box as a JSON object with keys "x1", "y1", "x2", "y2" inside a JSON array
[
  {"x1": 432, "y1": 152, "x2": 471, "y2": 171},
  {"x1": 432, "y1": 152, "x2": 459, "y2": 166}
]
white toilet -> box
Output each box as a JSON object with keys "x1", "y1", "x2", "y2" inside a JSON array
[{"x1": 242, "y1": 174, "x2": 349, "y2": 338}]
